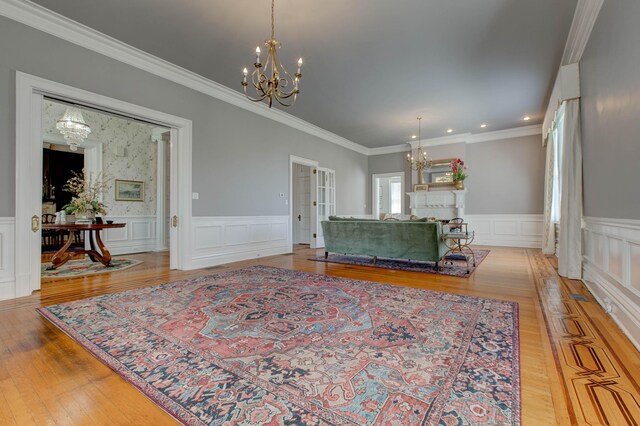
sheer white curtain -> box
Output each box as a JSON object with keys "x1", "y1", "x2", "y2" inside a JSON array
[
  {"x1": 542, "y1": 108, "x2": 564, "y2": 255},
  {"x1": 542, "y1": 131, "x2": 556, "y2": 254},
  {"x1": 557, "y1": 100, "x2": 583, "y2": 279}
]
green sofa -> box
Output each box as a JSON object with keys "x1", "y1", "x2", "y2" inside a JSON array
[{"x1": 321, "y1": 217, "x2": 448, "y2": 267}]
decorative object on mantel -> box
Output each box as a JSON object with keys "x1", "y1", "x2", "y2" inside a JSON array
[
  {"x1": 451, "y1": 158, "x2": 468, "y2": 190},
  {"x1": 407, "y1": 116, "x2": 433, "y2": 191},
  {"x1": 62, "y1": 169, "x2": 107, "y2": 223},
  {"x1": 241, "y1": 0, "x2": 303, "y2": 108},
  {"x1": 56, "y1": 106, "x2": 92, "y2": 151}
]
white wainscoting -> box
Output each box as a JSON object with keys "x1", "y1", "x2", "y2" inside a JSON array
[
  {"x1": 102, "y1": 215, "x2": 159, "y2": 255},
  {"x1": 191, "y1": 216, "x2": 291, "y2": 269},
  {"x1": 0, "y1": 218, "x2": 16, "y2": 301},
  {"x1": 582, "y1": 217, "x2": 640, "y2": 351},
  {"x1": 465, "y1": 214, "x2": 543, "y2": 248}
]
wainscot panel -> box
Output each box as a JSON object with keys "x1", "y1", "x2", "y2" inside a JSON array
[
  {"x1": 582, "y1": 217, "x2": 640, "y2": 351},
  {"x1": 0, "y1": 218, "x2": 16, "y2": 301},
  {"x1": 465, "y1": 214, "x2": 543, "y2": 248},
  {"x1": 102, "y1": 216, "x2": 159, "y2": 255},
  {"x1": 191, "y1": 216, "x2": 291, "y2": 269}
]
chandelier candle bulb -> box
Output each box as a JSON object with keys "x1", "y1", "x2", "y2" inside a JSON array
[{"x1": 255, "y1": 46, "x2": 261, "y2": 64}]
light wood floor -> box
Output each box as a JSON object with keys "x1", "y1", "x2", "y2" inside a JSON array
[{"x1": 1, "y1": 246, "x2": 638, "y2": 425}]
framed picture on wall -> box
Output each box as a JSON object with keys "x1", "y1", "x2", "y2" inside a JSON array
[{"x1": 115, "y1": 179, "x2": 144, "y2": 202}]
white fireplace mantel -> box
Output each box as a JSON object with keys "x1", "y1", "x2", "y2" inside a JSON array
[{"x1": 408, "y1": 190, "x2": 466, "y2": 219}]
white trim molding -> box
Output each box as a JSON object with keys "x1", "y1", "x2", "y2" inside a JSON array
[
  {"x1": 368, "y1": 125, "x2": 542, "y2": 156},
  {"x1": 562, "y1": 0, "x2": 605, "y2": 65},
  {"x1": 15, "y1": 71, "x2": 193, "y2": 299},
  {"x1": 0, "y1": 0, "x2": 368, "y2": 156},
  {"x1": 191, "y1": 216, "x2": 291, "y2": 269},
  {"x1": 582, "y1": 217, "x2": 640, "y2": 351},
  {"x1": 466, "y1": 214, "x2": 543, "y2": 248},
  {"x1": 0, "y1": 218, "x2": 16, "y2": 301}
]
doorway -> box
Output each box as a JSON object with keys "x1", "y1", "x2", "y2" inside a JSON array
[
  {"x1": 14, "y1": 72, "x2": 193, "y2": 299},
  {"x1": 39, "y1": 98, "x2": 172, "y2": 279},
  {"x1": 372, "y1": 172, "x2": 405, "y2": 219},
  {"x1": 292, "y1": 164, "x2": 311, "y2": 245}
]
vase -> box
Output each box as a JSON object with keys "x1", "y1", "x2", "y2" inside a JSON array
[
  {"x1": 75, "y1": 210, "x2": 95, "y2": 222},
  {"x1": 454, "y1": 180, "x2": 465, "y2": 190}
]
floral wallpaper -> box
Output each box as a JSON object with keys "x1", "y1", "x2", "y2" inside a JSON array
[{"x1": 42, "y1": 100, "x2": 157, "y2": 216}]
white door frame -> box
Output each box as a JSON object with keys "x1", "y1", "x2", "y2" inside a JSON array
[
  {"x1": 372, "y1": 171, "x2": 405, "y2": 218},
  {"x1": 289, "y1": 155, "x2": 318, "y2": 252},
  {"x1": 15, "y1": 71, "x2": 193, "y2": 298}
]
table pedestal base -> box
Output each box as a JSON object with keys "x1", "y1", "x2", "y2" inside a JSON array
[{"x1": 48, "y1": 229, "x2": 113, "y2": 270}]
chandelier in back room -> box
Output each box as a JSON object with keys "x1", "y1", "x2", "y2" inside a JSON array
[{"x1": 406, "y1": 116, "x2": 433, "y2": 186}]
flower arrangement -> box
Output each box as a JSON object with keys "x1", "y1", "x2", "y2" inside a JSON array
[
  {"x1": 62, "y1": 169, "x2": 108, "y2": 217},
  {"x1": 451, "y1": 158, "x2": 468, "y2": 182}
]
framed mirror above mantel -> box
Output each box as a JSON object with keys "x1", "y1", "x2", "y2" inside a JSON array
[{"x1": 414, "y1": 158, "x2": 465, "y2": 192}]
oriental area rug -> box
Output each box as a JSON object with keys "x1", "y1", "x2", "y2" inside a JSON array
[
  {"x1": 41, "y1": 257, "x2": 142, "y2": 279},
  {"x1": 39, "y1": 266, "x2": 520, "y2": 425},
  {"x1": 312, "y1": 249, "x2": 490, "y2": 278}
]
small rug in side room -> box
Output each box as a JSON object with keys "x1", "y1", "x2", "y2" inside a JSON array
[
  {"x1": 41, "y1": 257, "x2": 142, "y2": 279},
  {"x1": 312, "y1": 249, "x2": 490, "y2": 277},
  {"x1": 39, "y1": 265, "x2": 520, "y2": 425}
]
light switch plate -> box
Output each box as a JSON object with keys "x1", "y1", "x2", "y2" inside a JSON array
[{"x1": 192, "y1": 192, "x2": 199, "y2": 199}]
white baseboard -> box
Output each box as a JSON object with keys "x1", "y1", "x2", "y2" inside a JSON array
[
  {"x1": 102, "y1": 215, "x2": 158, "y2": 255},
  {"x1": 190, "y1": 216, "x2": 290, "y2": 269},
  {"x1": 582, "y1": 217, "x2": 640, "y2": 351},
  {"x1": 0, "y1": 217, "x2": 16, "y2": 301},
  {"x1": 465, "y1": 214, "x2": 543, "y2": 248}
]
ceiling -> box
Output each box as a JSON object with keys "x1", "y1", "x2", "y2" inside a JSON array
[{"x1": 30, "y1": 0, "x2": 578, "y2": 148}]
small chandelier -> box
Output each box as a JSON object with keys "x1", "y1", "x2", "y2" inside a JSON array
[
  {"x1": 406, "y1": 116, "x2": 432, "y2": 185},
  {"x1": 56, "y1": 107, "x2": 91, "y2": 151},
  {"x1": 242, "y1": 0, "x2": 303, "y2": 108}
]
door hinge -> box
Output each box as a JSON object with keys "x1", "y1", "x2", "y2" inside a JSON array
[
  {"x1": 313, "y1": 169, "x2": 317, "y2": 174},
  {"x1": 313, "y1": 201, "x2": 317, "y2": 206},
  {"x1": 313, "y1": 233, "x2": 317, "y2": 238},
  {"x1": 172, "y1": 215, "x2": 178, "y2": 228}
]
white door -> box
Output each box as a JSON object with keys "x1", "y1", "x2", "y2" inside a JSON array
[
  {"x1": 313, "y1": 167, "x2": 335, "y2": 249},
  {"x1": 169, "y1": 128, "x2": 179, "y2": 269},
  {"x1": 293, "y1": 165, "x2": 311, "y2": 244}
]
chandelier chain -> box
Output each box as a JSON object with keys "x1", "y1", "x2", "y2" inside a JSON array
[{"x1": 271, "y1": 0, "x2": 275, "y2": 40}]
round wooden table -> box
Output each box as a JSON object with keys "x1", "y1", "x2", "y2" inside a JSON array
[{"x1": 42, "y1": 223, "x2": 126, "y2": 269}]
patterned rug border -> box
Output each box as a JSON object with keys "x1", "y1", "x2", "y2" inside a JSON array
[
  {"x1": 310, "y1": 249, "x2": 489, "y2": 277},
  {"x1": 38, "y1": 305, "x2": 197, "y2": 424},
  {"x1": 37, "y1": 265, "x2": 521, "y2": 425},
  {"x1": 41, "y1": 258, "x2": 143, "y2": 279}
]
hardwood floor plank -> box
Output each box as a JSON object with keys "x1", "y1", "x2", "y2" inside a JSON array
[{"x1": 0, "y1": 247, "x2": 638, "y2": 424}]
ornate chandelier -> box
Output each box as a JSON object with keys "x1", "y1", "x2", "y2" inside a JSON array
[
  {"x1": 242, "y1": 0, "x2": 302, "y2": 108},
  {"x1": 56, "y1": 107, "x2": 91, "y2": 151},
  {"x1": 406, "y1": 116, "x2": 432, "y2": 185}
]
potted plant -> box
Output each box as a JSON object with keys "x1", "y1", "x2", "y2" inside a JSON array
[
  {"x1": 451, "y1": 158, "x2": 468, "y2": 190},
  {"x1": 62, "y1": 169, "x2": 108, "y2": 223}
]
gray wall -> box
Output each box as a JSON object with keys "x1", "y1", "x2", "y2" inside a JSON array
[
  {"x1": 0, "y1": 16, "x2": 367, "y2": 218},
  {"x1": 580, "y1": 0, "x2": 640, "y2": 219},
  {"x1": 465, "y1": 135, "x2": 544, "y2": 214},
  {"x1": 368, "y1": 136, "x2": 545, "y2": 216}
]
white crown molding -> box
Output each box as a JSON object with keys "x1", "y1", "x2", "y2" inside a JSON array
[
  {"x1": 0, "y1": 0, "x2": 370, "y2": 155},
  {"x1": 367, "y1": 144, "x2": 411, "y2": 156},
  {"x1": 368, "y1": 125, "x2": 542, "y2": 156},
  {"x1": 561, "y1": 0, "x2": 604, "y2": 65},
  {"x1": 465, "y1": 124, "x2": 542, "y2": 144}
]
